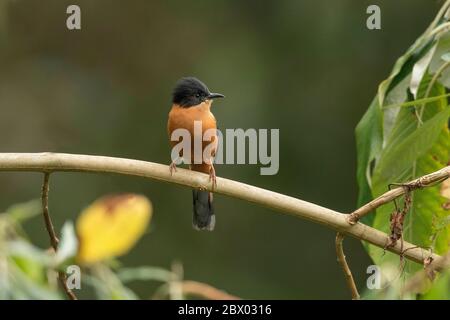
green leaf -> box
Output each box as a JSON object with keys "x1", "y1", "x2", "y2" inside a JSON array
[
  {"x1": 355, "y1": 98, "x2": 383, "y2": 225},
  {"x1": 355, "y1": 5, "x2": 450, "y2": 226},
  {"x1": 368, "y1": 76, "x2": 450, "y2": 273},
  {"x1": 356, "y1": 5, "x2": 450, "y2": 284},
  {"x1": 377, "y1": 0, "x2": 450, "y2": 106},
  {"x1": 7, "y1": 240, "x2": 53, "y2": 266},
  {"x1": 8, "y1": 263, "x2": 61, "y2": 300},
  {"x1": 86, "y1": 264, "x2": 138, "y2": 300},
  {"x1": 10, "y1": 255, "x2": 46, "y2": 285},
  {"x1": 6, "y1": 199, "x2": 42, "y2": 223},
  {"x1": 378, "y1": 38, "x2": 435, "y2": 106},
  {"x1": 373, "y1": 105, "x2": 449, "y2": 184},
  {"x1": 421, "y1": 272, "x2": 450, "y2": 300},
  {"x1": 54, "y1": 221, "x2": 78, "y2": 267},
  {"x1": 410, "y1": 44, "x2": 437, "y2": 98}
]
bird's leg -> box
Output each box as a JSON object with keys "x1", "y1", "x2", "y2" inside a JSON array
[
  {"x1": 169, "y1": 158, "x2": 179, "y2": 175},
  {"x1": 209, "y1": 164, "x2": 217, "y2": 190}
]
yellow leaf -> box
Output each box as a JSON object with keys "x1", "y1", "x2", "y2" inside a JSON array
[{"x1": 76, "y1": 194, "x2": 152, "y2": 264}]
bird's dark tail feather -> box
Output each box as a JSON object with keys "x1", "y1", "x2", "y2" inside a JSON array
[{"x1": 192, "y1": 189, "x2": 215, "y2": 231}]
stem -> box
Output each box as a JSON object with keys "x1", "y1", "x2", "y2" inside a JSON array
[
  {"x1": 335, "y1": 233, "x2": 360, "y2": 300},
  {"x1": 181, "y1": 281, "x2": 240, "y2": 300},
  {"x1": 426, "y1": 0, "x2": 450, "y2": 34},
  {"x1": 0, "y1": 152, "x2": 447, "y2": 272},
  {"x1": 41, "y1": 172, "x2": 78, "y2": 300},
  {"x1": 347, "y1": 166, "x2": 449, "y2": 224},
  {"x1": 418, "y1": 60, "x2": 450, "y2": 124},
  {"x1": 428, "y1": 21, "x2": 450, "y2": 39},
  {"x1": 41, "y1": 173, "x2": 59, "y2": 251}
]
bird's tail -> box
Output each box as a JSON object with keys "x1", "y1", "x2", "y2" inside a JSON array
[{"x1": 192, "y1": 189, "x2": 215, "y2": 231}]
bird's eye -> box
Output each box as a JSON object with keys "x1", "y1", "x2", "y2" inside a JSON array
[{"x1": 195, "y1": 93, "x2": 200, "y2": 98}]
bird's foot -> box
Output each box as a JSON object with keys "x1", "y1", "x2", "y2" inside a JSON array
[
  {"x1": 169, "y1": 161, "x2": 178, "y2": 176},
  {"x1": 209, "y1": 166, "x2": 217, "y2": 190}
]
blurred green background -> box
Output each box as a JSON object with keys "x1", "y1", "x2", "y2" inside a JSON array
[{"x1": 0, "y1": 0, "x2": 443, "y2": 299}]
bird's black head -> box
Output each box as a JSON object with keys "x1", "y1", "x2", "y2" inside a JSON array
[{"x1": 172, "y1": 77, "x2": 224, "y2": 108}]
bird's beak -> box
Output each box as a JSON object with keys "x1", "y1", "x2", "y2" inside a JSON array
[{"x1": 207, "y1": 93, "x2": 225, "y2": 99}]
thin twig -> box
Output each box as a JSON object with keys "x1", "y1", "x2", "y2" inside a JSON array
[
  {"x1": 0, "y1": 152, "x2": 447, "y2": 271},
  {"x1": 347, "y1": 166, "x2": 450, "y2": 224},
  {"x1": 335, "y1": 233, "x2": 360, "y2": 300},
  {"x1": 41, "y1": 173, "x2": 59, "y2": 250},
  {"x1": 153, "y1": 280, "x2": 240, "y2": 300},
  {"x1": 41, "y1": 173, "x2": 78, "y2": 300},
  {"x1": 181, "y1": 281, "x2": 241, "y2": 300}
]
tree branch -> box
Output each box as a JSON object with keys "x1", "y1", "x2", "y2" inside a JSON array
[
  {"x1": 0, "y1": 152, "x2": 448, "y2": 272},
  {"x1": 41, "y1": 173, "x2": 60, "y2": 251},
  {"x1": 347, "y1": 166, "x2": 450, "y2": 224},
  {"x1": 41, "y1": 172, "x2": 78, "y2": 300},
  {"x1": 335, "y1": 233, "x2": 360, "y2": 300}
]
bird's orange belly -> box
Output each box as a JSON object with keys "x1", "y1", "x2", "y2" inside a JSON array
[{"x1": 167, "y1": 104, "x2": 217, "y2": 168}]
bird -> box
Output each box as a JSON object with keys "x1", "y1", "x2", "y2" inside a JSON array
[{"x1": 167, "y1": 77, "x2": 225, "y2": 231}]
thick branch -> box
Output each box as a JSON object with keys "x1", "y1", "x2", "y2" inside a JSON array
[
  {"x1": 0, "y1": 152, "x2": 447, "y2": 271},
  {"x1": 335, "y1": 233, "x2": 359, "y2": 300},
  {"x1": 347, "y1": 166, "x2": 450, "y2": 224},
  {"x1": 41, "y1": 173, "x2": 78, "y2": 300}
]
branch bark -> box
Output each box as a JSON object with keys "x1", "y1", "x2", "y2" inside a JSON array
[
  {"x1": 41, "y1": 173, "x2": 59, "y2": 251},
  {"x1": 347, "y1": 166, "x2": 450, "y2": 224},
  {"x1": 0, "y1": 152, "x2": 448, "y2": 272}
]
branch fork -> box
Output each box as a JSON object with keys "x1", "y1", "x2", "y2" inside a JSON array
[{"x1": 347, "y1": 166, "x2": 450, "y2": 225}]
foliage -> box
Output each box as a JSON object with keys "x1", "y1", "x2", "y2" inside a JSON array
[
  {"x1": 356, "y1": 1, "x2": 450, "y2": 298},
  {"x1": 0, "y1": 197, "x2": 195, "y2": 300},
  {"x1": 76, "y1": 194, "x2": 152, "y2": 264}
]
